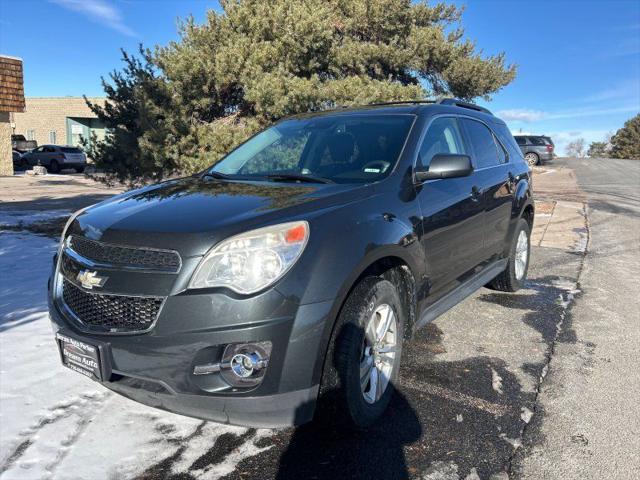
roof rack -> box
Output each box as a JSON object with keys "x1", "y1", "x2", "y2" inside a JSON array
[
  {"x1": 367, "y1": 100, "x2": 436, "y2": 107},
  {"x1": 436, "y1": 98, "x2": 493, "y2": 115},
  {"x1": 366, "y1": 98, "x2": 492, "y2": 115}
]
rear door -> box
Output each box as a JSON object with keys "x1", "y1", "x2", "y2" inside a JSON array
[
  {"x1": 415, "y1": 116, "x2": 486, "y2": 302},
  {"x1": 42, "y1": 146, "x2": 56, "y2": 166},
  {"x1": 460, "y1": 118, "x2": 513, "y2": 261},
  {"x1": 529, "y1": 136, "x2": 545, "y2": 156}
]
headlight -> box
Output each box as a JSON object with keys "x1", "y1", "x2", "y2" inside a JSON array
[
  {"x1": 58, "y1": 206, "x2": 89, "y2": 255},
  {"x1": 189, "y1": 221, "x2": 309, "y2": 294}
]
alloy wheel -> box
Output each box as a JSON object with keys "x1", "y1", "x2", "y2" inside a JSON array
[
  {"x1": 360, "y1": 304, "x2": 398, "y2": 404},
  {"x1": 525, "y1": 153, "x2": 538, "y2": 167},
  {"x1": 515, "y1": 230, "x2": 529, "y2": 280}
]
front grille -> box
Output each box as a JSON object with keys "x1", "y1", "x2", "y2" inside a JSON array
[
  {"x1": 68, "y1": 235, "x2": 181, "y2": 272},
  {"x1": 61, "y1": 278, "x2": 163, "y2": 333}
]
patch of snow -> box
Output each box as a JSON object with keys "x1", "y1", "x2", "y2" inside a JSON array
[
  {"x1": 421, "y1": 460, "x2": 459, "y2": 480},
  {"x1": 521, "y1": 407, "x2": 534, "y2": 424},
  {"x1": 552, "y1": 277, "x2": 581, "y2": 309},
  {"x1": 491, "y1": 368, "x2": 503, "y2": 395},
  {"x1": 499, "y1": 433, "x2": 522, "y2": 449},
  {"x1": 0, "y1": 209, "x2": 71, "y2": 228},
  {"x1": 464, "y1": 468, "x2": 481, "y2": 480},
  {"x1": 455, "y1": 414, "x2": 463, "y2": 423}
]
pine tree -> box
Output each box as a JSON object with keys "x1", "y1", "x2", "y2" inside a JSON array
[
  {"x1": 587, "y1": 141, "x2": 608, "y2": 158},
  {"x1": 88, "y1": 0, "x2": 517, "y2": 184},
  {"x1": 610, "y1": 114, "x2": 640, "y2": 160}
]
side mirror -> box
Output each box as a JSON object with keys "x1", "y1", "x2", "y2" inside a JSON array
[{"x1": 414, "y1": 153, "x2": 473, "y2": 182}]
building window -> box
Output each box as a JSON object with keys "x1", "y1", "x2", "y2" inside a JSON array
[
  {"x1": 49, "y1": 130, "x2": 57, "y2": 144},
  {"x1": 26, "y1": 129, "x2": 35, "y2": 141}
]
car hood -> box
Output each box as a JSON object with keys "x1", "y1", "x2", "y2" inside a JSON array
[{"x1": 68, "y1": 176, "x2": 371, "y2": 256}]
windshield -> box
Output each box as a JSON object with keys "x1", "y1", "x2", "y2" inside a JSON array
[{"x1": 209, "y1": 114, "x2": 415, "y2": 184}]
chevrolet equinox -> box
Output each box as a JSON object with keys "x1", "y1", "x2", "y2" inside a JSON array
[{"x1": 49, "y1": 99, "x2": 534, "y2": 428}]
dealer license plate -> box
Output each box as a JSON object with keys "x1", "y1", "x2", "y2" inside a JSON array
[{"x1": 56, "y1": 333, "x2": 102, "y2": 381}]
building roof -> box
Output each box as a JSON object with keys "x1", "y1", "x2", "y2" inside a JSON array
[{"x1": 0, "y1": 56, "x2": 25, "y2": 113}]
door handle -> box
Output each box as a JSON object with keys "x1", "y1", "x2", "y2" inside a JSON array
[{"x1": 470, "y1": 185, "x2": 483, "y2": 201}]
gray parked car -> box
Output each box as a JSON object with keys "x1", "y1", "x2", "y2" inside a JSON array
[
  {"x1": 514, "y1": 135, "x2": 554, "y2": 166},
  {"x1": 21, "y1": 145, "x2": 87, "y2": 173}
]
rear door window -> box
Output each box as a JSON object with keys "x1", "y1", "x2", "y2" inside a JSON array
[
  {"x1": 529, "y1": 137, "x2": 546, "y2": 146},
  {"x1": 461, "y1": 119, "x2": 501, "y2": 169},
  {"x1": 417, "y1": 117, "x2": 466, "y2": 168}
]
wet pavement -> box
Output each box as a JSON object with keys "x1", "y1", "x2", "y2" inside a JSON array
[{"x1": 164, "y1": 245, "x2": 582, "y2": 480}]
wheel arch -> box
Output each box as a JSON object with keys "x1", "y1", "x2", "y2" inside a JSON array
[{"x1": 312, "y1": 253, "x2": 418, "y2": 387}]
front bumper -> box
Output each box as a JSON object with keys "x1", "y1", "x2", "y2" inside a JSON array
[{"x1": 48, "y1": 279, "x2": 334, "y2": 427}]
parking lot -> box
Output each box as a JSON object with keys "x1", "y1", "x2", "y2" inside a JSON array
[{"x1": 1, "y1": 158, "x2": 638, "y2": 479}]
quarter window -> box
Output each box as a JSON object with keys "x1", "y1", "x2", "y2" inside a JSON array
[
  {"x1": 461, "y1": 119, "x2": 501, "y2": 169},
  {"x1": 418, "y1": 117, "x2": 466, "y2": 168},
  {"x1": 495, "y1": 138, "x2": 508, "y2": 164}
]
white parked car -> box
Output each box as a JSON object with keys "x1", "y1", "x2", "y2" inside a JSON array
[{"x1": 21, "y1": 145, "x2": 87, "y2": 173}]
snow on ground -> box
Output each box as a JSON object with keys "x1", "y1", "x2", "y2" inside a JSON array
[
  {"x1": 0, "y1": 211, "x2": 71, "y2": 228},
  {"x1": 0, "y1": 231, "x2": 270, "y2": 479}
]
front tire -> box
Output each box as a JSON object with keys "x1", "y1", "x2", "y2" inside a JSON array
[
  {"x1": 317, "y1": 276, "x2": 404, "y2": 429},
  {"x1": 488, "y1": 218, "x2": 531, "y2": 292},
  {"x1": 49, "y1": 160, "x2": 60, "y2": 173}
]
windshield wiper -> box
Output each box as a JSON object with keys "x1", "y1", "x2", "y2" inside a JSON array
[
  {"x1": 263, "y1": 173, "x2": 334, "y2": 184},
  {"x1": 201, "y1": 171, "x2": 234, "y2": 180}
]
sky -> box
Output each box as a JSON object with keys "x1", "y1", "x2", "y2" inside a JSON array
[{"x1": 0, "y1": 0, "x2": 639, "y2": 154}]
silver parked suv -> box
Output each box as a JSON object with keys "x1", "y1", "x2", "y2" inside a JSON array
[
  {"x1": 514, "y1": 135, "x2": 554, "y2": 166},
  {"x1": 21, "y1": 145, "x2": 87, "y2": 173}
]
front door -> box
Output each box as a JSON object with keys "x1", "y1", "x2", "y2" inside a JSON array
[{"x1": 415, "y1": 116, "x2": 486, "y2": 304}]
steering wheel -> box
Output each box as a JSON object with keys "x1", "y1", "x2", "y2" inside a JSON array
[{"x1": 361, "y1": 160, "x2": 391, "y2": 174}]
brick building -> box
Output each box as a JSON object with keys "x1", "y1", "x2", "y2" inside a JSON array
[
  {"x1": 11, "y1": 97, "x2": 107, "y2": 150},
  {"x1": 0, "y1": 55, "x2": 26, "y2": 176}
]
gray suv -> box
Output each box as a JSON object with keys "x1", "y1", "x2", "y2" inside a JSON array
[
  {"x1": 514, "y1": 135, "x2": 554, "y2": 166},
  {"x1": 49, "y1": 99, "x2": 534, "y2": 428},
  {"x1": 21, "y1": 145, "x2": 87, "y2": 173}
]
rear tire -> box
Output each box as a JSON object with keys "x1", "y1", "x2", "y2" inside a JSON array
[
  {"x1": 317, "y1": 276, "x2": 404, "y2": 429},
  {"x1": 488, "y1": 218, "x2": 531, "y2": 292},
  {"x1": 525, "y1": 152, "x2": 539, "y2": 167},
  {"x1": 49, "y1": 160, "x2": 60, "y2": 173}
]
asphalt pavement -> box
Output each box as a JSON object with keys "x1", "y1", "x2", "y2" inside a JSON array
[{"x1": 515, "y1": 158, "x2": 640, "y2": 480}]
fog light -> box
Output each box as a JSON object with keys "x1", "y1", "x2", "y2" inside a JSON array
[
  {"x1": 221, "y1": 341, "x2": 271, "y2": 388},
  {"x1": 230, "y1": 352, "x2": 268, "y2": 378},
  {"x1": 192, "y1": 342, "x2": 271, "y2": 387}
]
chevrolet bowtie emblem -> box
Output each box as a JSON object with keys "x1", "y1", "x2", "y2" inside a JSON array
[{"x1": 76, "y1": 270, "x2": 108, "y2": 290}]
